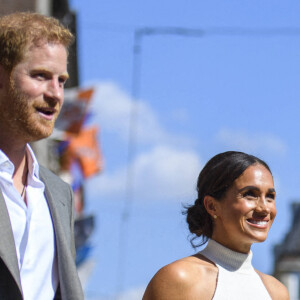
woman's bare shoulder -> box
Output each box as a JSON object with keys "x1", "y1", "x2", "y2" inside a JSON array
[
  {"x1": 142, "y1": 255, "x2": 217, "y2": 300},
  {"x1": 256, "y1": 270, "x2": 289, "y2": 300}
]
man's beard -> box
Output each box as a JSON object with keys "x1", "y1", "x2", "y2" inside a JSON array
[{"x1": 1, "y1": 77, "x2": 59, "y2": 142}]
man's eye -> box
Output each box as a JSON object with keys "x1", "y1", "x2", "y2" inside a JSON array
[
  {"x1": 59, "y1": 77, "x2": 67, "y2": 85},
  {"x1": 33, "y1": 73, "x2": 46, "y2": 79}
]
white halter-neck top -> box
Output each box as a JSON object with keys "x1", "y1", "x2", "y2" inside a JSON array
[{"x1": 199, "y1": 239, "x2": 271, "y2": 300}]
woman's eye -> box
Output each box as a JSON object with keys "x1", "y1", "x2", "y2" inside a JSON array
[
  {"x1": 243, "y1": 190, "x2": 257, "y2": 198},
  {"x1": 266, "y1": 193, "x2": 276, "y2": 201}
]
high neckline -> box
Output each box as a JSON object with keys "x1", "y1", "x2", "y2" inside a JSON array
[{"x1": 200, "y1": 239, "x2": 253, "y2": 272}]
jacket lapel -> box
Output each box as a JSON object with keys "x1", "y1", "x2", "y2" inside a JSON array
[
  {"x1": 0, "y1": 190, "x2": 22, "y2": 293},
  {"x1": 40, "y1": 169, "x2": 84, "y2": 300},
  {"x1": 40, "y1": 172, "x2": 70, "y2": 243}
]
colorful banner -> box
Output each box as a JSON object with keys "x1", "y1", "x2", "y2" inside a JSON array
[
  {"x1": 61, "y1": 126, "x2": 102, "y2": 178},
  {"x1": 55, "y1": 88, "x2": 94, "y2": 134}
]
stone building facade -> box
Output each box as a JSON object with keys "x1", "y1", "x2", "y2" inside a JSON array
[{"x1": 274, "y1": 202, "x2": 300, "y2": 300}]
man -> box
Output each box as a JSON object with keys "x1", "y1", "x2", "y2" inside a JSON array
[{"x1": 0, "y1": 12, "x2": 84, "y2": 299}]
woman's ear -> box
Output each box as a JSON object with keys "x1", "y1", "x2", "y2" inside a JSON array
[{"x1": 203, "y1": 195, "x2": 218, "y2": 218}]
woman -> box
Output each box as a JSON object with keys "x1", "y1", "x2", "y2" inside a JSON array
[{"x1": 143, "y1": 151, "x2": 289, "y2": 300}]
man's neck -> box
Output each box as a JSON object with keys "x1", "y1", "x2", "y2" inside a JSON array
[
  {"x1": 0, "y1": 138, "x2": 28, "y2": 186},
  {"x1": 0, "y1": 143, "x2": 29, "y2": 204},
  {"x1": 0, "y1": 143, "x2": 27, "y2": 168},
  {"x1": 0, "y1": 125, "x2": 28, "y2": 166}
]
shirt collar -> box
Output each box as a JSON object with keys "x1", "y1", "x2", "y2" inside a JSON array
[
  {"x1": 0, "y1": 149, "x2": 14, "y2": 174},
  {"x1": 26, "y1": 144, "x2": 41, "y2": 180},
  {"x1": 0, "y1": 144, "x2": 40, "y2": 180}
]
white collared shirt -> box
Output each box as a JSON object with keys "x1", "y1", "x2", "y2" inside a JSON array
[{"x1": 0, "y1": 145, "x2": 58, "y2": 300}]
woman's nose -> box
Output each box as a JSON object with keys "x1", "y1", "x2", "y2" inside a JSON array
[{"x1": 255, "y1": 197, "x2": 270, "y2": 214}]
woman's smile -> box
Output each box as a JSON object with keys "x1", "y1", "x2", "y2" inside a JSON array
[{"x1": 246, "y1": 217, "x2": 269, "y2": 228}]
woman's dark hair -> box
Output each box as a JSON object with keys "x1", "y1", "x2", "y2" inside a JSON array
[{"x1": 185, "y1": 151, "x2": 271, "y2": 248}]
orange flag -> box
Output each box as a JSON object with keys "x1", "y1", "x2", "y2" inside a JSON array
[{"x1": 62, "y1": 126, "x2": 102, "y2": 178}]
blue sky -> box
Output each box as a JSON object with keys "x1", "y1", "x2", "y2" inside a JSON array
[{"x1": 69, "y1": 1, "x2": 300, "y2": 299}]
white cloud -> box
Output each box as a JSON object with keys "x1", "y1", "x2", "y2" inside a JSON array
[
  {"x1": 88, "y1": 145, "x2": 201, "y2": 202},
  {"x1": 90, "y1": 82, "x2": 192, "y2": 146},
  {"x1": 216, "y1": 128, "x2": 287, "y2": 155},
  {"x1": 133, "y1": 145, "x2": 201, "y2": 201},
  {"x1": 83, "y1": 81, "x2": 201, "y2": 203}
]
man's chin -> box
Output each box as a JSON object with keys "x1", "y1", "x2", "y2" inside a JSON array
[{"x1": 24, "y1": 126, "x2": 55, "y2": 143}]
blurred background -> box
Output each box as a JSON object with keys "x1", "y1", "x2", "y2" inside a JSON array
[{"x1": 1, "y1": 0, "x2": 300, "y2": 299}]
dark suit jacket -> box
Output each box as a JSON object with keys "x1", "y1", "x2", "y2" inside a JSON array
[{"x1": 0, "y1": 166, "x2": 84, "y2": 300}]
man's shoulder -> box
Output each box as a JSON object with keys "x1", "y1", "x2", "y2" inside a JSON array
[
  {"x1": 39, "y1": 165, "x2": 61, "y2": 180},
  {"x1": 39, "y1": 165, "x2": 70, "y2": 189},
  {"x1": 39, "y1": 165, "x2": 73, "y2": 208}
]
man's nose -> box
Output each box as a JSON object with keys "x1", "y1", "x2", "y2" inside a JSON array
[{"x1": 45, "y1": 78, "x2": 64, "y2": 105}]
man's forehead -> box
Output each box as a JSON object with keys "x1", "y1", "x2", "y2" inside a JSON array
[
  {"x1": 15, "y1": 42, "x2": 68, "y2": 76},
  {"x1": 25, "y1": 40, "x2": 67, "y2": 53},
  {"x1": 21, "y1": 42, "x2": 68, "y2": 61}
]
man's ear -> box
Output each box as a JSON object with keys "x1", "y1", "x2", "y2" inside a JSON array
[{"x1": 203, "y1": 195, "x2": 219, "y2": 218}]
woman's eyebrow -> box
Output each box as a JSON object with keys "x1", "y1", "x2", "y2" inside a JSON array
[
  {"x1": 238, "y1": 186, "x2": 260, "y2": 193},
  {"x1": 267, "y1": 188, "x2": 276, "y2": 194},
  {"x1": 238, "y1": 186, "x2": 276, "y2": 194}
]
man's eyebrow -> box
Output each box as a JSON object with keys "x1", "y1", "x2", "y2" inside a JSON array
[
  {"x1": 61, "y1": 73, "x2": 69, "y2": 79},
  {"x1": 31, "y1": 68, "x2": 69, "y2": 79}
]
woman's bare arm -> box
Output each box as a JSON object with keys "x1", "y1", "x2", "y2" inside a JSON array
[{"x1": 256, "y1": 270, "x2": 290, "y2": 300}]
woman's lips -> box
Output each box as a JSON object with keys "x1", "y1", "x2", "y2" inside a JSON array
[{"x1": 246, "y1": 218, "x2": 269, "y2": 228}]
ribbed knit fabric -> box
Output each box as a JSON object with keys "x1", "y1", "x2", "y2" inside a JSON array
[{"x1": 199, "y1": 239, "x2": 271, "y2": 300}]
